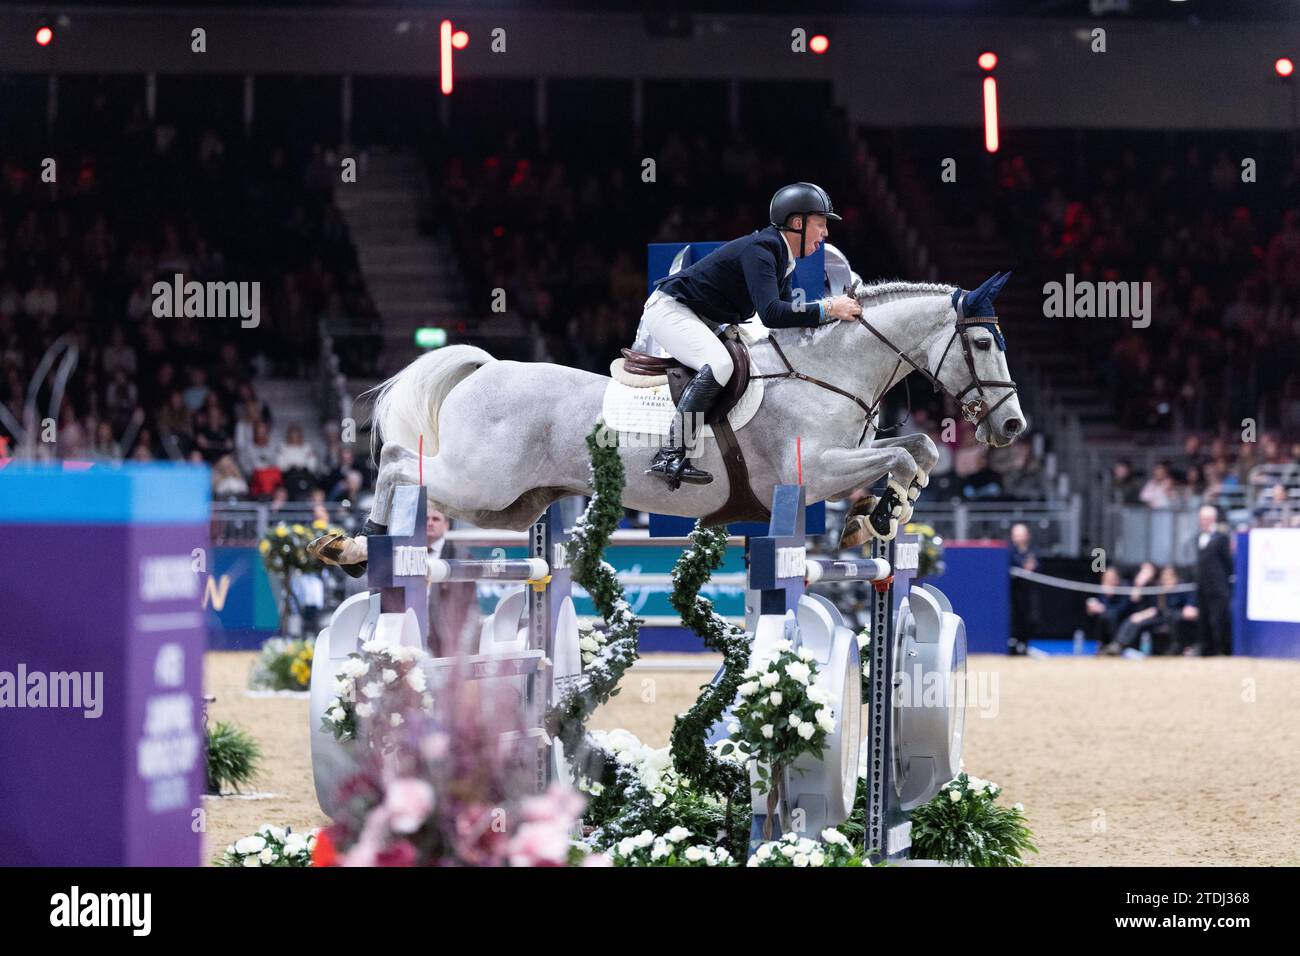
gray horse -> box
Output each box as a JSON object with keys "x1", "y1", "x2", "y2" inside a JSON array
[{"x1": 312, "y1": 273, "x2": 1024, "y2": 567}]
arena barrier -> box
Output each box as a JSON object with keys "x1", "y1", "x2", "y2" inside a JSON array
[
  {"x1": 683, "y1": 484, "x2": 967, "y2": 862},
  {"x1": 308, "y1": 486, "x2": 581, "y2": 818},
  {"x1": 0, "y1": 464, "x2": 210, "y2": 865}
]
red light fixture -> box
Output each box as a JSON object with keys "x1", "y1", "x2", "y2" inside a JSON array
[
  {"x1": 978, "y1": 51, "x2": 998, "y2": 71},
  {"x1": 440, "y1": 20, "x2": 470, "y2": 95},
  {"x1": 35, "y1": 26, "x2": 54, "y2": 47},
  {"x1": 809, "y1": 35, "x2": 829, "y2": 55},
  {"x1": 1276, "y1": 57, "x2": 1294, "y2": 78}
]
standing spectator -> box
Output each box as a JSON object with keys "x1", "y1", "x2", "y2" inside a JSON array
[
  {"x1": 277, "y1": 424, "x2": 319, "y2": 499},
  {"x1": 1110, "y1": 459, "x2": 1143, "y2": 505},
  {"x1": 425, "y1": 509, "x2": 482, "y2": 657},
  {"x1": 156, "y1": 390, "x2": 193, "y2": 458},
  {"x1": 1008, "y1": 523, "x2": 1039, "y2": 655},
  {"x1": 1193, "y1": 505, "x2": 1234, "y2": 656}
]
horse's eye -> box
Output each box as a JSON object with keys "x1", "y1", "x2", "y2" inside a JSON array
[{"x1": 975, "y1": 338, "x2": 992, "y2": 351}]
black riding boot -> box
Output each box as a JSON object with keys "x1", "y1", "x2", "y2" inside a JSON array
[{"x1": 647, "y1": 364, "x2": 724, "y2": 490}]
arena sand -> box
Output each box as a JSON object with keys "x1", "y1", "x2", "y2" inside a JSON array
[{"x1": 203, "y1": 651, "x2": 1300, "y2": 866}]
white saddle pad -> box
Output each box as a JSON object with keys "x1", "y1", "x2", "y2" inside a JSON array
[{"x1": 601, "y1": 374, "x2": 764, "y2": 438}]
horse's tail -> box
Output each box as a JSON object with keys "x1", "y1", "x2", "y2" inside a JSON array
[{"x1": 367, "y1": 344, "x2": 495, "y2": 462}]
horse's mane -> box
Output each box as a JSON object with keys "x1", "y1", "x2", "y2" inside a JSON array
[
  {"x1": 856, "y1": 279, "x2": 957, "y2": 308},
  {"x1": 775, "y1": 279, "x2": 957, "y2": 347}
]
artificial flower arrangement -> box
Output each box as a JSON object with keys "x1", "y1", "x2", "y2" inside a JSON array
[
  {"x1": 249, "y1": 637, "x2": 315, "y2": 692},
  {"x1": 748, "y1": 829, "x2": 863, "y2": 867},
  {"x1": 721, "y1": 643, "x2": 835, "y2": 841},
  {"x1": 216, "y1": 825, "x2": 318, "y2": 867},
  {"x1": 319, "y1": 639, "x2": 434, "y2": 743}
]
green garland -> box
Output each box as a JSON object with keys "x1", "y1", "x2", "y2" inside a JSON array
[
  {"x1": 545, "y1": 423, "x2": 640, "y2": 769},
  {"x1": 666, "y1": 521, "x2": 752, "y2": 856}
]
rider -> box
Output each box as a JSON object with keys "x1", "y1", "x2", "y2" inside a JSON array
[{"x1": 644, "y1": 182, "x2": 863, "y2": 488}]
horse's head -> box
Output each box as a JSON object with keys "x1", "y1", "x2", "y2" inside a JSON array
[{"x1": 928, "y1": 272, "x2": 1026, "y2": 447}]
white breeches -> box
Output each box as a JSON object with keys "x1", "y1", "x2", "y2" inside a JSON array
[{"x1": 641, "y1": 290, "x2": 735, "y2": 386}]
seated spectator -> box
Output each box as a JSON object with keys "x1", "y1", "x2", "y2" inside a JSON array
[
  {"x1": 1139, "y1": 461, "x2": 1177, "y2": 508},
  {"x1": 156, "y1": 389, "x2": 194, "y2": 458},
  {"x1": 1110, "y1": 459, "x2": 1143, "y2": 505},
  {"x1": 193, "y1": 407, "x2": 235, "y2": 464},
  {"x1": 89, "y1": 421, "x2": 120, "y2": 462},
  {"x1": 1254, "y1": 483, "x2": 1298, "y2": 527},
  {"x1": 1102, "y1": 564, "x2": 1197, "y2": 656},
  {"x1": 102, "y1": 327, "x2": 137, "y2": 378},
  {"x1": 277, "y1": 423, "x2": 319, "y2": 499},
  {"x1": 330, "y1": 468, "x2": 365, "y2": 507},
  {"x1": 1084, "y1": 567, "x2": 1129, "y2": 648},
  {"x1": 211, "y1": 454, "x2": 249, "y2": 499}
]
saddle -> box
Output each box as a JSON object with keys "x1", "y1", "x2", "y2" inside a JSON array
[{"x1": 619, "y1": 327, "x2": 771, "y2": 526}]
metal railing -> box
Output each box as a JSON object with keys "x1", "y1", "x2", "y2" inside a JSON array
[{"x1": 906, "y1": 497, "x2": 1082, "y2": 556}]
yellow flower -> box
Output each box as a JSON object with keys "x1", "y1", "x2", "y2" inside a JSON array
[
  {"x1": 259, "y1": 540, "x2": 271, "y2": 555},
  {"x1": 312, "y1": 519, "x2": 327, "y2": 530},
  {"x1": 292, "y1": 524, "x2": 307, "y2": 536},
  {"x1": 275, "y1": 526, "x2": 289, "y2": 538}
]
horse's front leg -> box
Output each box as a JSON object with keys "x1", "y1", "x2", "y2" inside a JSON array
[
  {"x1": 869, "y1": 433, "x2": 939, "y2": 519},
  {"x1": 814, "y1": 445, "x2": 919, "y2": 545}
]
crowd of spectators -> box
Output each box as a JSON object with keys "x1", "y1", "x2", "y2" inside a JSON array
[
  {"x1": 1106, "y1": 431, "x2": 1300, "y2": 522},
  {"x1": 988, "y1": 134, "x2": 1300, "y2": 435},
  {"x1": 0, "y1": 95, "x2": 377, "y2": 510}
]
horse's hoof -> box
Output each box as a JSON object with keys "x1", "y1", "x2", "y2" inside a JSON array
[
  {"x1": 839, "y1": 515, "x2": 871, "y2": 550},
  {"x1": 309, "y1": 532, "x2": 368, "y2": 568}
]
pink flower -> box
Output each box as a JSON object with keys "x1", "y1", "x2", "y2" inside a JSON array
[
  {"x1": 518, "y1": 783, "x2": 585, "y2": 824},
  {"x1": 384, "y1": 778, "x2": 436, "y2": 834},
  {"x1": 420, "y1": 732, "x2": 450, "y2": 762},
  {"x1": 581, "y1": 851, "x2": 613, "y2": 867},
  {"x1": 452, "y1": 804, "x2": 510, "y2": 866},
  {"x1": 507, "y1": 820, "x2": 572, "y2": 867}
]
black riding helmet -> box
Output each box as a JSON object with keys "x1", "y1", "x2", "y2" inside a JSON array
[{"x1": 769, "y1": 182, "x2": 841, "y2": 256}]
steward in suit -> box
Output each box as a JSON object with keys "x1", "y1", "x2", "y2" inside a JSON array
[{"x1": 1193, "y1": 505, "x2": 1233, "y2": 656}]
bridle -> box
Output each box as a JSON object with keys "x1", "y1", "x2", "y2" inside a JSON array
[{"x1": 751, "y1": 288, "x2": 1019, "y2": 444}]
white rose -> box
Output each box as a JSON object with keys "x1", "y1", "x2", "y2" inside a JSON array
[
  {"x1": 260, "y1": 848, "x2": 275, "y2": 864},
  {"x1": 779, "y1": 844, "x2": 798, "y2": 858},
  {"x1": 241, "y1": 855, "x2": 261, "y2": 867},
  {"x1": 761, "y1": 724, "x2": 774, "y2": 739},
  {"x1": 355, "y1": 702, "x2": 374, "y2": 718},
  {"x1": 755, "y1": 844, "x2": 774, "y2": 861},
  {"x1": 797, "y1": 722, "x2": 815, "y2": 740},
  {"x1": 360, "y1": 681, "x2": 384, "y2": 700},
  {"x1": 809, "y1": 850, "x2": 826, "y2": 867},
  {"x1": 821, "y1": 828, "x2": 848, "y2": 846},
  {"x1": 405, "y1": 668, "x2": 427, "y2": 693},
  {"x1": 768, "y1": 692, "x2": 783, "y2": 706},
  {"x1": 666, "y1": 826, "x2": 691, "y2": 843},
  {"x1": 784, "y1": 661, "x2": 811, "y2": 685},
  {"x1": 788, "y1": 713, "x2": 802, "y2": 728},
  {"x1": 793, "y1": 853, "x2": 810, "y2": 867},
  {"x1": 333, "y1": 678, "x2": 351, "y2": 697},
  {"x1": 650, "y1": 841, "x2": 671, "y2": 861},
  {"x1": 579, "y1": 636, "x2": 600, "y2": 652},
  {"x1": 759, "y1": 671, "x2": 779, "y2": 688},
  {"x1": 738, "y1": 681, "x2": 760, "y2": 697},
  {"x1": 949, "y1": 789, "x2": 962, "y2": 802},
  {"x1": 234, "y1": 835, "x2": 267, "y2": 855},
  {"x1": 816, "y1": 708, "x2": 835, "y2": 732},
  {"x1": 684, "y1": 846, "x2": 704, "y2": 862},
  {"x1": 382, "y1": 668, "x2": 398, "y2": 684},
  {"x1": 797, "y1": 646, "x2": 814, "y2": 661},
  {"x1": 340, "y1": 659, "x2": 368, "y2": 678},
  {"x1": 652, "y1": 792, "x2": 667, "y2": 807},
  {"x1": 774, "y1": 640, "x2": 793, "y2": 652}
]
